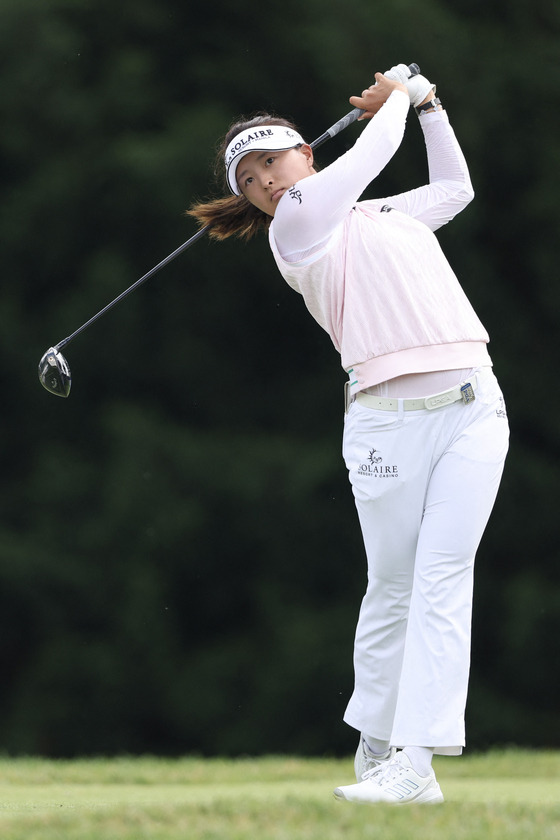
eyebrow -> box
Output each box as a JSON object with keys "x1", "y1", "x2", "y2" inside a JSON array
[{"x1": 237, "y1": 151, "x2": 274, "y2": 183}]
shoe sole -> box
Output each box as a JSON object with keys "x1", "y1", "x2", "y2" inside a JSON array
[{"x1": 333, "y1": 787, "x2": 444, "y2": 805}]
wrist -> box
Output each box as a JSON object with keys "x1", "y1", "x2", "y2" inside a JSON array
[{"x1": 416, "y1": 97, "x2": 442, "y2": 116}]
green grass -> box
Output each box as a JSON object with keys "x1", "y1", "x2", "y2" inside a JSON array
[{"x1": 0, "y1": 750, "x2": 558, "y2": 839}]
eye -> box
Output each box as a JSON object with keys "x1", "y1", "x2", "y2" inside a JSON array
[
  {"x1": 265, "y1": 156, "x2": 275, "y2": 166},
  {"x1": 244, "y1": 176, "x2": 254, "y2": 187}
]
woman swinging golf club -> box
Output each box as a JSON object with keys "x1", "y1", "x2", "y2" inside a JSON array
[{"x1": 189, "y1": 64, "x2": 509, "y2": 804}]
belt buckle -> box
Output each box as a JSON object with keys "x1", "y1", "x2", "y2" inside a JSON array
[{"x1": 460, "y1": 382, "x2": 475, "y2": 404}]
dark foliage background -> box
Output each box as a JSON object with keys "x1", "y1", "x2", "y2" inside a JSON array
[{"x1": 0, "y1": 0, "x2": 558, "y2": 756}]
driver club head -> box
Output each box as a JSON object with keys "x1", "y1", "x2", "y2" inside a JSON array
[{"x1": 38, "y1": 346, "x2": 72, "y2": 397}]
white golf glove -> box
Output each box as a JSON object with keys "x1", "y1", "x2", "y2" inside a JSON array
[
  {"x1": 406, "y1": 73, "x2": 436, "y2": 107},
  {"x1": 383, "y1": 63, "x2": 413, "y2": 85},
  {"x1": 384, "y1": 64, "x2": 436, "y2": 107}
]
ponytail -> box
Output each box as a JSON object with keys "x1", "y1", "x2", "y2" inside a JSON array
[{"x1": 186, "y1": 193, "x2": 270, "y2": 241}]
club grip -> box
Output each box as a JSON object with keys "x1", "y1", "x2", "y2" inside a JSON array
[{"x1": 325, "y1": 107, "x2": 364, "y2": 138}]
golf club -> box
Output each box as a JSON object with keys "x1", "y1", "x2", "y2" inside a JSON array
[{"x1": 38, "y1": 64, "x2": 420, "y2": 397}]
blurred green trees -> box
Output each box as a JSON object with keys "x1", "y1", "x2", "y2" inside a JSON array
[{"x1": 0, "y1": 0, "x2": 558, "y2": 756}]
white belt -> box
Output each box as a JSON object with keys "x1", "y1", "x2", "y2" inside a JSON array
[{"x1": 355, "y1": 374, "x2": 478, "y2": 412}]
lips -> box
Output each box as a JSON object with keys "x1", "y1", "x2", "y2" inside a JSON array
[{"x1": 271, "y1": 188, "x2": 286, "y2": 202}]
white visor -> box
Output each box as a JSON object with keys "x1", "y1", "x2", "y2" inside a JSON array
[{"x1": 225, "y1": 125, "x2": 305, "y2": 195}]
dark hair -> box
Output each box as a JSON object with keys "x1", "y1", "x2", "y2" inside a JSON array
[{"x1": 187, "y1": 112, "x2": 302, "y2": 241}]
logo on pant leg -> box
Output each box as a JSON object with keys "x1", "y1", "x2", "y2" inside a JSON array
[
  {"x1": 357, "y1": 448, "x2": 399, "y2": 478},
  {"x1": 496, "y1": 397, "x2": 507, "y2": 419}
]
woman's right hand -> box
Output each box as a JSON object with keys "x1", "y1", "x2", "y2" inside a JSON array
[{"x1": 349, "y1": 73, "x2": 408, "y2": 120}]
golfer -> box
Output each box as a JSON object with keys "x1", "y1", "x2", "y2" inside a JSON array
[{"x1": 189, "y1": 65, "x2": 509, "y2": 804}]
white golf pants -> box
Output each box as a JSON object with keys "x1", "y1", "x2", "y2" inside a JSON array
[{"x1": 342, "y1": 367, "x2": 509, "y2": 755}]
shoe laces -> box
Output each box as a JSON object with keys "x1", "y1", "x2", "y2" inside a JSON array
[
  {"x1": 362, "y1": 754, "x2": 405, "y2": 783},
  {"x1": 359, "y1": 742, "x2": 394, "y2": 775}
]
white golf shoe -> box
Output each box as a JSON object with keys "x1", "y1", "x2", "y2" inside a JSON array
[
  {"x1": 334, "y1": 751, "x2": 444, "y2": 805},
  {"x1": 354, "y1": 735, "x2": 396, "y2": 781}
]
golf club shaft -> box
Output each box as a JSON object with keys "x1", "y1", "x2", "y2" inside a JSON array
[
  {"x1": 55, "y1": 65, "x2": 419, "y2": 352},
  {"x1": 54, "y1": 109, "x2": 349, "y2": 351},
  {"x1": 56, "y1": 224, "x2": 210, "y2": 351}
]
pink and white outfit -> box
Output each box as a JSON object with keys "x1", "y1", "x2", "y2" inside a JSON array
[{"x1": 268, "y1": 90, "x2": 509, "y2": 754}]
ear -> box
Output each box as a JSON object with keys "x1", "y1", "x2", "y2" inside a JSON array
[{"x1": 299, "y1": 143, "x2": 315, "y2": 169}]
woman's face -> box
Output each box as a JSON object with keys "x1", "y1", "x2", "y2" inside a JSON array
[{"x1": 237, "y1": 145, "x2": 315, "y2": 216}]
